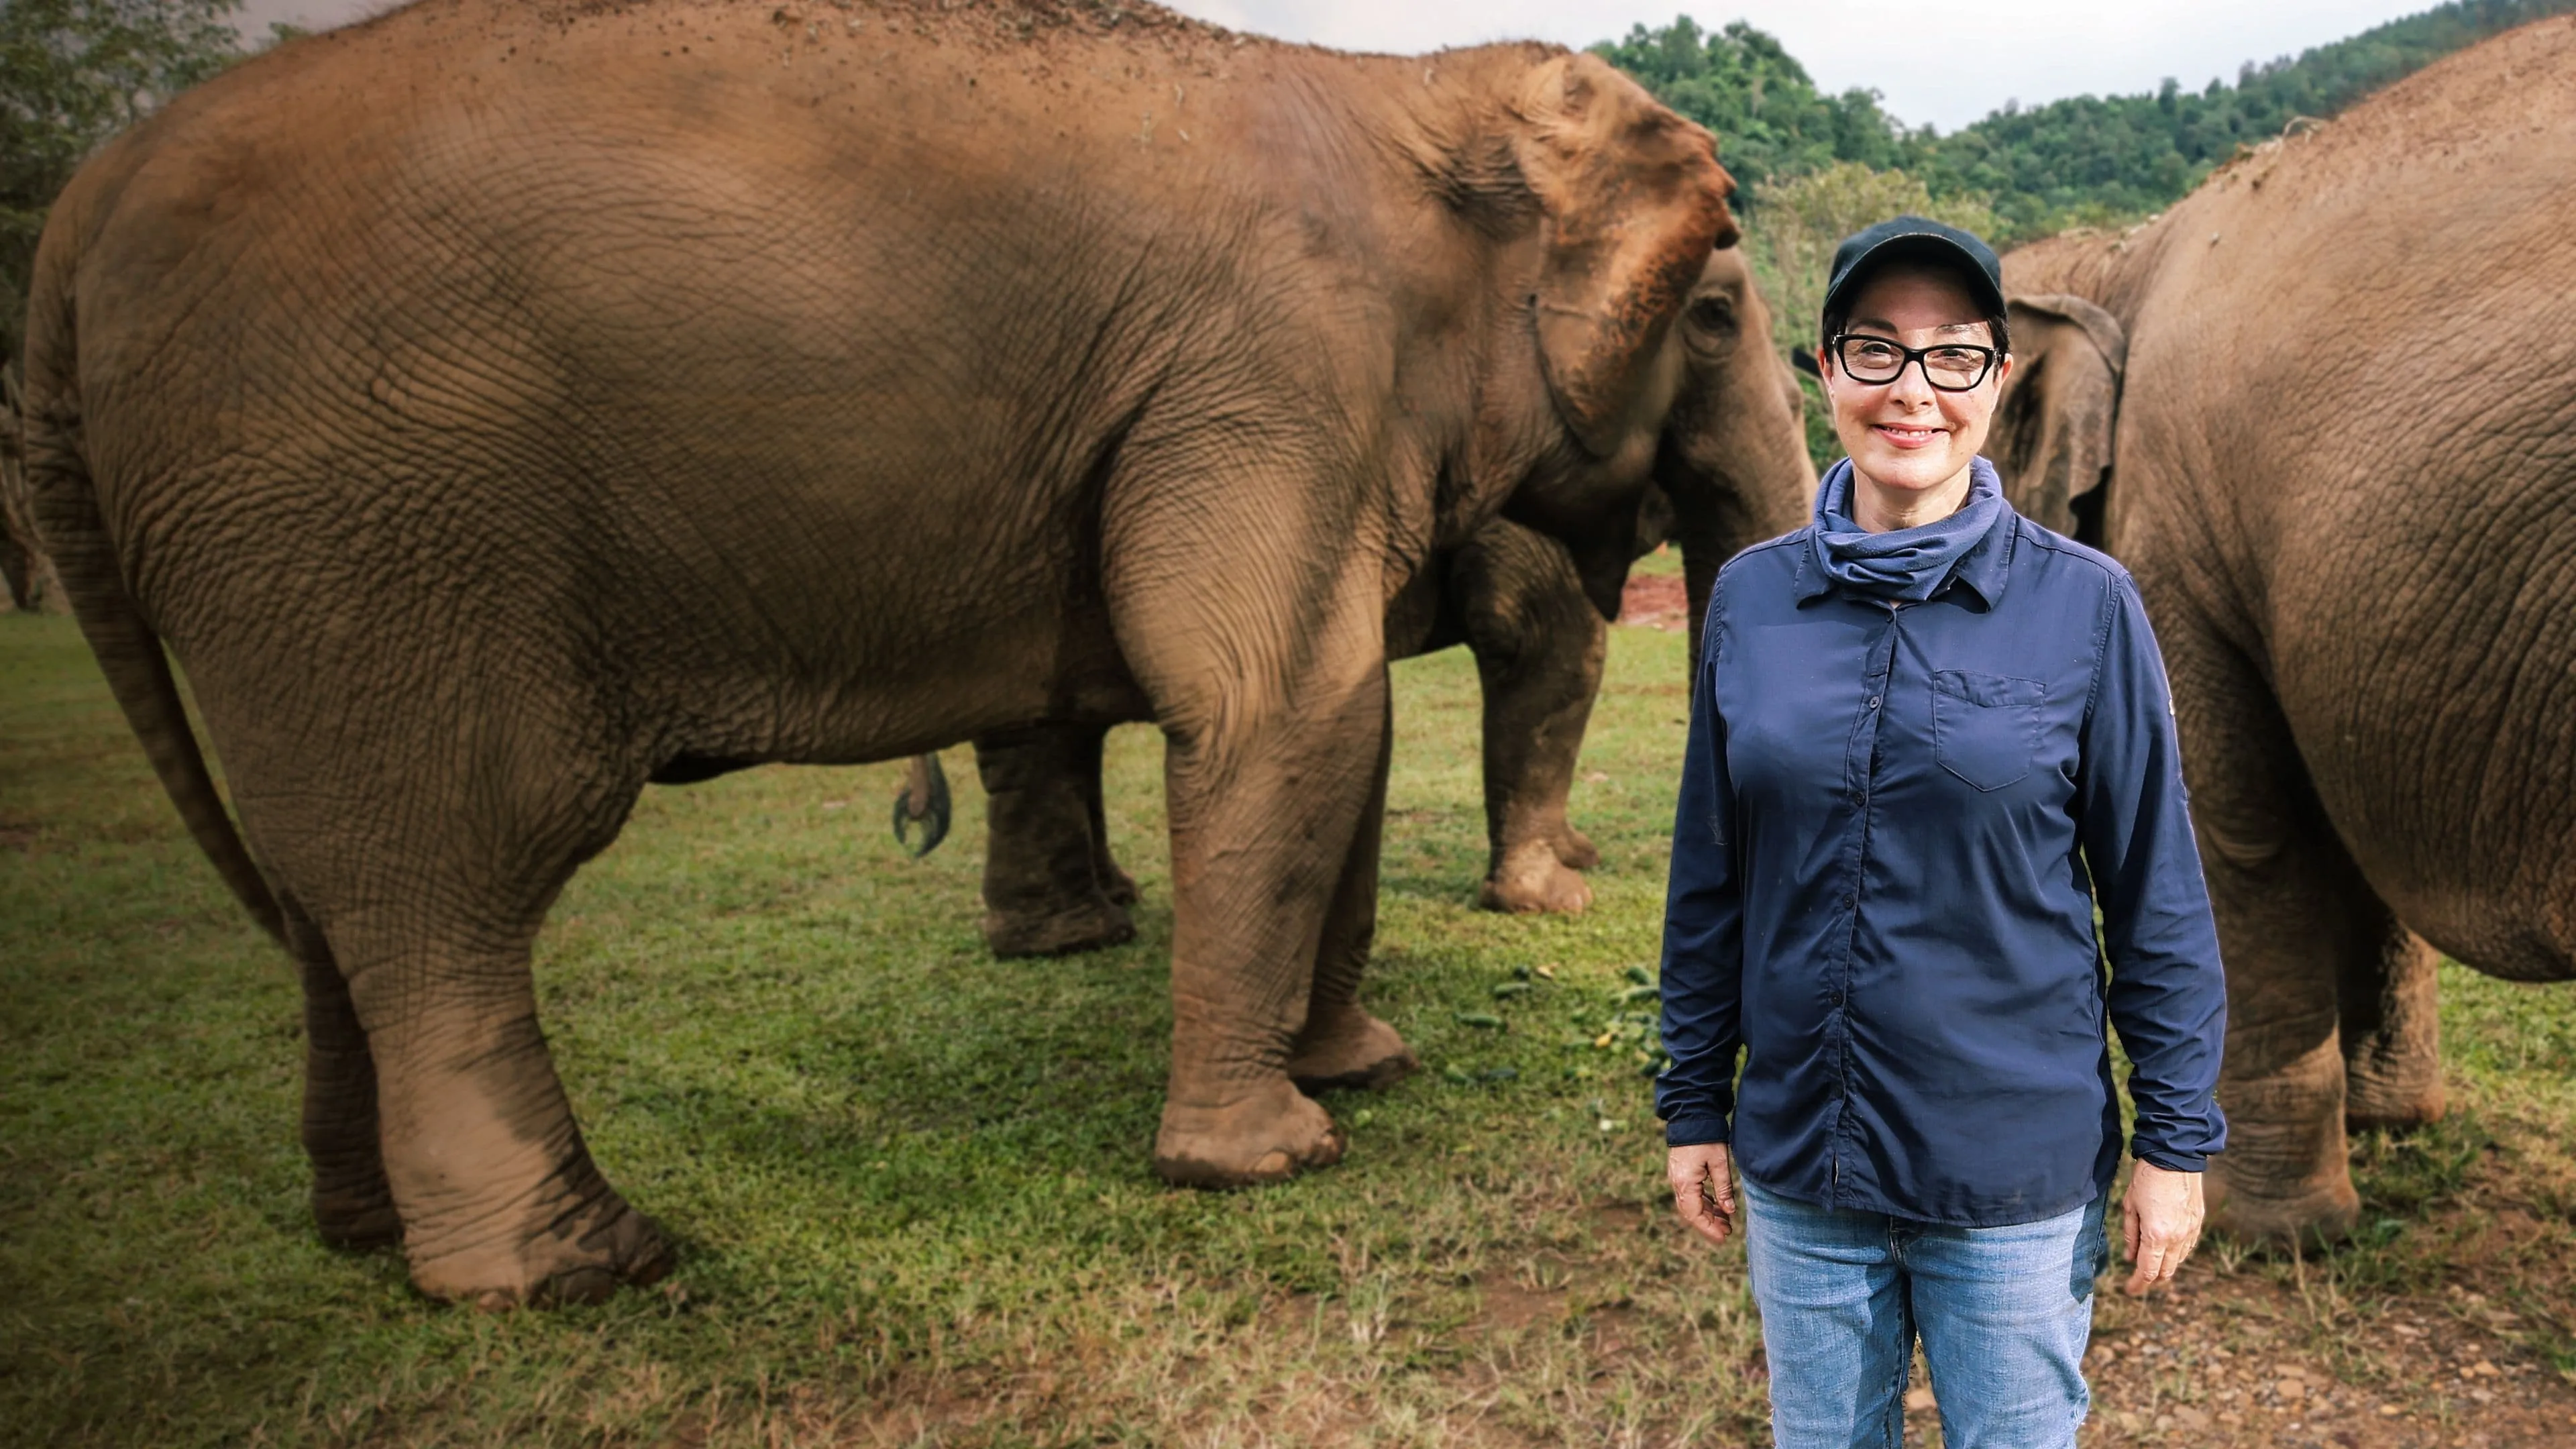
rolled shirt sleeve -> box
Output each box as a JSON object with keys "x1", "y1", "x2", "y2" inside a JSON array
[
  {"x1": 1656, "y1": 616, "x2": 1744, "y2": 1148},
  {"x1": 2077, "y1": 574, "x2": 2230, "y2": 1171}
]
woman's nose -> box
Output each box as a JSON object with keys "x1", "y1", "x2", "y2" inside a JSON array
[{"x1": 1885, "y1": 362, "x2": 1939, "y2": 405}]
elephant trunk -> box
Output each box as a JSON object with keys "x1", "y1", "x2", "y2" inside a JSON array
[
  {"x1": 1664, "y1": 359, "x2": 1817, "y2": 676},
  {"x1": 892, "y1": 753, "x2": 953, "y2": 857},
  {"x1": 1680, "y1": 527, "x2": 1723, "y2": 675}
]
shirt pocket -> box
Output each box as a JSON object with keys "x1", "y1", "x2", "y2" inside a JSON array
[{"x1": 1929, "y1": 669, "x2": 2045, "y2": 792}]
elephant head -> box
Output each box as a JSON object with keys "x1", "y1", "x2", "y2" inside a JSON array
[
  {"x1": 1500, "y1": 241, "x2": 1815, "y2": 671},
  {"x1": 1992, "y1": 292, "x2": 2128, "y2": 543},
  {"x1": 1442, "y1": 57, "x2": 1808, "y2": 666},
  {"x1": 1650, "y1": 245, "x2": 1817, "y2": 669},
  {"x1": 1507, "y1": 54, "x2": 1742, "y2": 464}
]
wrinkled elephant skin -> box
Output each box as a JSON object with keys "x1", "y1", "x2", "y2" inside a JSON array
[
  {"x1": 1992, "y1": 19, "x2": 2576, "y2": 1245},
  {"x1": 19, "y1": 1, "x2": 1743, "y2": 1304},
  {"x1": 959, "y1": 247, "x2": 1814, "y2": 955}
]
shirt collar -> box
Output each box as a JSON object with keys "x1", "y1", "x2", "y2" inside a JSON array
[{"x1": 1793, "y1": 481, "x2": 2021, "y2": 608}]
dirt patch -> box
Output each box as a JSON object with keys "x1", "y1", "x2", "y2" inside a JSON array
[
  {"x1": 1442, "y1": 1188, "x2": 2576, "y2": 1449},
  {"x1": 2079, "y1": 1267, "x2": 2576, "y2": 1448},
  {"x1": 1618, "y1": 574, "x2": 1690, "y2": 632}
]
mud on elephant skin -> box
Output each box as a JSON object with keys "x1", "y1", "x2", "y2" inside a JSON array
[
  {"x1": 913, "y1": 246, "x2": 1815, "y2": 956},
  {"x1": 21, "y1": 0, "x2": 1743, "y2": 1304},
  {"x1": 1990, "y1": 15, "x2": 2576, "y2": 1246}
]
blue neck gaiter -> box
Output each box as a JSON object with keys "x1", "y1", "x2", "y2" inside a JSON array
[{"x1": 1813, "y1": 455, "x2": 2006, "y2": 602}]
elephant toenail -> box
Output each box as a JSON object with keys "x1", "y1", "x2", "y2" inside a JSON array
[{"x1": 545, "y1": 1267, "x2": 619, "y2": 1305}]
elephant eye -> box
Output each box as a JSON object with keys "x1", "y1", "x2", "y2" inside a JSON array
[{"x1": 1685, "y1": 296, "x2": 1735, "y2": 334}]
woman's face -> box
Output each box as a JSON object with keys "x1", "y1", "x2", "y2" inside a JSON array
[{"x1": 1820, "y1": 264, "x2": 2012, "y2": 500}]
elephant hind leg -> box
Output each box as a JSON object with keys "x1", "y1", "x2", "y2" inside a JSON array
[
  {"x1": 282, "y1": 894, "x2": 400, "y2": 1252},
  {"x1": 2176, "y1": 622, "x2": 2422, "y2": 1246},
  {"x1": 1288, "y1": 694, "x2": 1417, "y2": 1096},
  {"x1": 1078, "y1": 728, "x2": 1141, "y2": 907},
  {"x1": 2339, "y1": 923, "x2": 2445, "y2": 1133},
  {"x1": 232, "y1": 699, "x2": 671, "y2": 1307}
]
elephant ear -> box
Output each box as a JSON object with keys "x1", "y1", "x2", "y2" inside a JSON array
[
  {"x1": 1514, "y1": 54, "x2": 1739, "y2": 458},
  {"x1": 1993, "y1": 293, "x2": 2127, "y2": 542}
]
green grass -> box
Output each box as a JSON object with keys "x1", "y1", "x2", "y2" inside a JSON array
[
  {"x1": 3, "y1": 611, "x2": 2570, "y2": 1447},
  {"x1": 0, "y1": 613, "x2": 1762, "y2": 1446}
]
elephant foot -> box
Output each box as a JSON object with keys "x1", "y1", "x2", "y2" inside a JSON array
[
  {"x1": 1479, "y1": 842, "x2": 1593, "y2": 915},
  {"x1": 1100, "y1": 863, "x2": 1141, "y2": 908},
  {"x1": 2349, "y1": 1036, "x2": 2442, "y2": 1129},
  {"x1": 982, "y1": 898, "x2": 1136, "y2": 959},
  {"x1": 407, "y1": 1191, "x2": 675, "y2": 1310},
  {"x1": 1287, "y1": 1008, "x2": 1418, "y2": 1094},
  {"x1": 2344, "y1": 1061, "x2": 2447, "y2": 1132},
  {"x1": 2205, "y1": 1165, "x2": 2360, "y2": 1249},
  {"x1": 1153, "y1": 1079, "x2": 1346, "y2": 1189},
  {"x1": 1551, "y1": 824, "x2": 1601, "y2": 873},
  {"x1": 312, "y1": 1172, "x2": 403, "y2": 1252}
]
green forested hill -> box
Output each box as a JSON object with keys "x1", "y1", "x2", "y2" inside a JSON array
[
  {"x1": 1599, "y1": 0, "x2": 2576, "y2": 239},
  {"x1": 1587, "y1": 17, "x2": 1917, "y2": 200},
  {"x1": 1921, "y1": 0, "x2": 2576, "y2": 234}
]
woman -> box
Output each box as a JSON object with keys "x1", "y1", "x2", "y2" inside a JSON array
[{"x1": 1654, "y1": 217, "x2": 2226, "y2": 1449}]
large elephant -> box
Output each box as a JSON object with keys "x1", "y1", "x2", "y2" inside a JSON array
[
  {"x1": 1989, "y1": 17, "x2": 2576, "y2": 1244},
  {"x1": 945, "y1": 244, "x2": 1814, "y2": 957},
  {"x1": 21, "y1": 0, "x2": 1739, "y2": 1304}
]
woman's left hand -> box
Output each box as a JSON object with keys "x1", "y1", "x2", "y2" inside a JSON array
[{"x1": 2121, "y1": 1161, "x2": 2204, "y2": 1294}]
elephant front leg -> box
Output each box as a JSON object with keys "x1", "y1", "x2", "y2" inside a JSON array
[
  {"x1": 973, "y1": 723, "x2": 1138, "y2": 959},
  {"x1": 1452, "y1": 523, "x2": 1609, "y2": 916},
  {"x1": 1288, "y1": 695, "x2": 1418, "y2": 1095},
  {"x1": 1147, "y1": 672, "x2": 1389, "y2": 1188}
]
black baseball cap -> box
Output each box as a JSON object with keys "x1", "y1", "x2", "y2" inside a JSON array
[{"x1": 1820, "y1": 215, "x2": 2005, "y2": 337}]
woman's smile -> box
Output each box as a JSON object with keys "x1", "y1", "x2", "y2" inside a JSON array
[{"x1": 1872, "y1": 422, "x2": 1947, "y2": 449}]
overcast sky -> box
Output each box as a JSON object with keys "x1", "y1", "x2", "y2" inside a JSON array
[{"x1": 233, "y1": 0, "x2": 2442, "y2": 132}]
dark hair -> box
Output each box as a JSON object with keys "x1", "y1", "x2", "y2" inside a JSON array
[{"x1": 1821, "y1": 255, "x2": 2010, "y2": 361}]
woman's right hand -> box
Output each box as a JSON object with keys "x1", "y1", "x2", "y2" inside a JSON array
[{"x1": 1667, "y1": 1142, "x2": 1739, "y2": 1246}]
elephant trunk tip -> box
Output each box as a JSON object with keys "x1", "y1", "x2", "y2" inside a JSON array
[{"x1": 892, "y1": 753, "x2": 953, "y2": 858}]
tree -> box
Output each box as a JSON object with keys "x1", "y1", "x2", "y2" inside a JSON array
[
  {"x1": 1591, "y1": 15, "x2": 1921, "y2": 199},
  {"x1": 1602, "y1": 1, "x2": 2576, "y2": 246},
  {"x1": 1737, "y1": 164, "x2": 2002, "y2": 472},
  {"x1": 1, "y1": 1, "x2": 240, "y2": 610},
  {"x1": 1915, "y1": 0, "x2": 2576, "y2": 236},
  {"x1": 1740, "y1": 162, "x2": 2000, "y2": 359},
  {"x1": 1, "y1": 0, "x2": 244, "y2": 371}
]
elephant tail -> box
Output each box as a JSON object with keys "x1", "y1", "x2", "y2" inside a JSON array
[
  {"x1": 15, "y1": 209, "x2": 288, "y2": 947},
  {"x1": 892, "y1": 753, "x2": 952, "y2": 858}
]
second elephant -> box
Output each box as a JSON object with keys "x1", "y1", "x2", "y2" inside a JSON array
[
  {"x1": 926, "y1": 248, "x2": 1815, "y2": 957},
  {"x1": 971, "y1": 508, "x2": 1650, "y2": 957}
]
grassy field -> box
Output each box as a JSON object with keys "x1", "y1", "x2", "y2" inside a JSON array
[{"x1": 3, "y1": 598, "x2": 2572, "y2": 1448}]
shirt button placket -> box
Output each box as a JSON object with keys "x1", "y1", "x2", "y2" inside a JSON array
[{"x1": 1832, "y1": 605, "x2": 1902, "y2": 1206}]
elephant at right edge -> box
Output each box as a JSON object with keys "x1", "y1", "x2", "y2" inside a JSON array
[{"x1": 1990, "y1": 16, "x2": 2576, "y2": 1245}]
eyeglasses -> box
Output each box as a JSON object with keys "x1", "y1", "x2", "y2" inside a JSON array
[{"x1": 1829, "y1": 334, "x2": 1999, "y2": 392}]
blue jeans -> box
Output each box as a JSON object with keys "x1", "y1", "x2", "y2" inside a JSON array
[{"x1": 1741, "y1": 1179, "x2": 2108, "y2": 1449}]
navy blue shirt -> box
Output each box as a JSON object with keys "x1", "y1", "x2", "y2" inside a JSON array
[{"x1": 1656, "y1": 496, "x2": 2228, "y2": 1227}]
